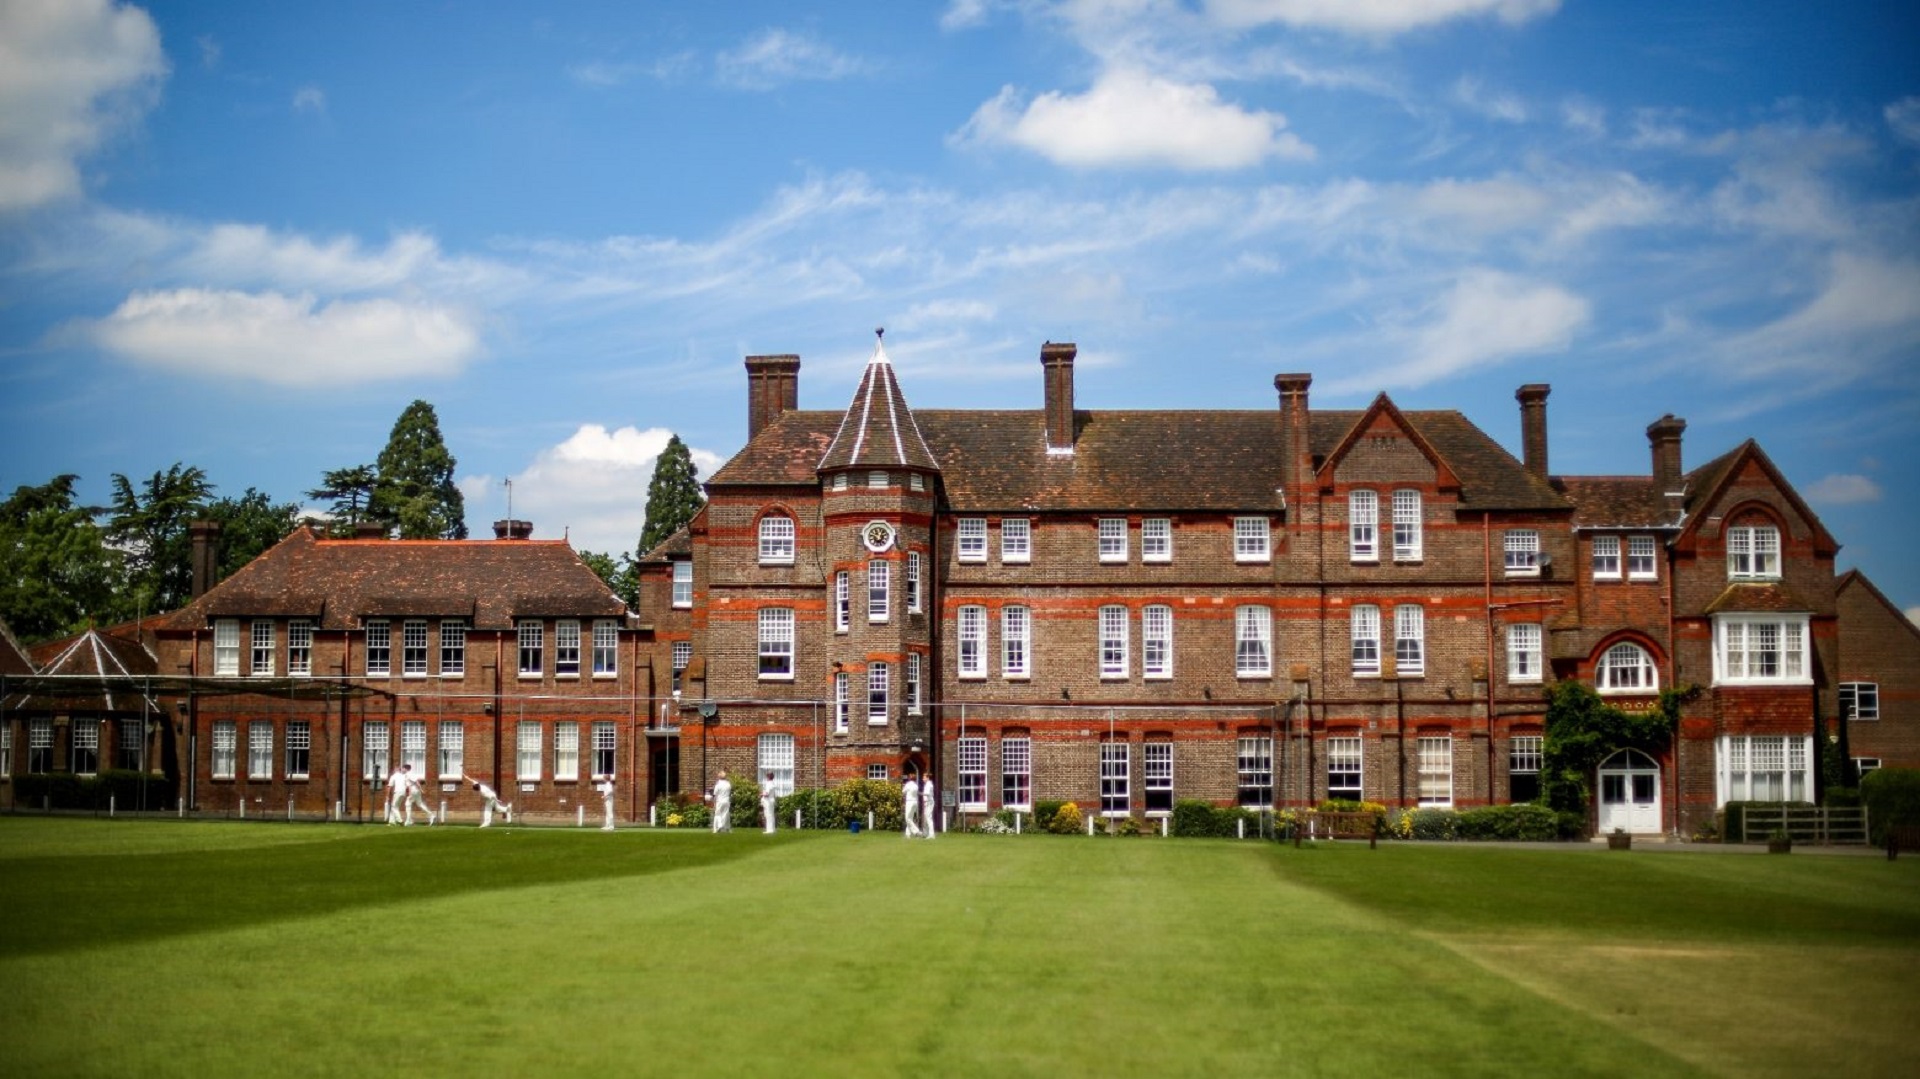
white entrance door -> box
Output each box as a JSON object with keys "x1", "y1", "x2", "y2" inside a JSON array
[{"x1": 1597, "y1": 749, "x2": 1662, "y2": 834}]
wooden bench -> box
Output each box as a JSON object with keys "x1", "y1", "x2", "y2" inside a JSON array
[
  {"x1": 1887, "y1": 823, "x2": 1920, "y2": 861},
  {"x1": 1294, "y1": 810, "x2": 1382, "y2": 849}
]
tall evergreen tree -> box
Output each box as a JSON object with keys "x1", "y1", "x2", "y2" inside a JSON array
[
  {"x1": 306, "y1": 464, "x2": 378, "y2": 535},
  {"x1": 107, "y1": 463, "x2": 214, "y2": 615},
  {"x1": 638, "y1": 434, "x2": 703, "y2": 556},
  {"x1": 0, "y1": 475, "x2": 125, "y2": 641},
  {"x1": 206, "y1": 488, "x2": 302, "y2": 578},
  {"x1": 368, "y1": 400, "x2": 467, "y2": 539}
]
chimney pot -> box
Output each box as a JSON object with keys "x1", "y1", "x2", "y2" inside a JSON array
[
  {"x1": 492, "y1": 519, "x2": 534, "y2": 541},
  {"x1": 1516, "y1": 383, "x2": 1551, "y2": 478},
  {"x1": 744, "y1": 354, "x2": 801, "y2": 439},
  {"x1": 1647, "y1": 414, "x2": 1687, "y2": 493}
]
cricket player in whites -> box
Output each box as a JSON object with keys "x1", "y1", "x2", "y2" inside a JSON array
[
  {"x1": 920, "y1": 771, "x2": 937, "y2": 839},
  {"x1": 901, "y1": 773, "x2": 921, "y2": 838},
  {"x1": 463, "y1": 774, "x2": 514, "y2": 827},
  {"x1": 403, "y1": 763, "x2": 436, "y2": 825},
  {"x1": 594, "y1": 774, "x2": 617, "y2": 831},
  {"x1": 706, "y1": 769, "x2": 732, "y2": 833},
  {"x1": 384, "y1": 764, "x2": 410, "y2": 825}
]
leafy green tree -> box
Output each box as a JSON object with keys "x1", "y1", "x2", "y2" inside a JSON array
[
  {"x1": 107, "y1": 463, "x2": 214, "y2": 615},
  {"x1": 639, "y1": 433, "x2": 703, "y2": 556},
  {"x1": 579, "y1": 550, "x2": 638, "y2": 609},
  {"x1": 0, "y1": 475, "x2": 125, "y2": 641},
  {"x1": 368, "y1": 401, "x2": 467, "y2": 539},
  {"x1": 206, "y1": 488, "x2": 302, "y2": 578},
  {"x1": 306, "y1": 464, "x2": 377, "y2": 536}
]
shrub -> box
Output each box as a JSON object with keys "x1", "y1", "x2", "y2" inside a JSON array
[
  {"x1": 12, "y1": 771, "x2": 176, "y2": 811},
  {"x1": 1033, "y1": 799, "x2": 1067, "y2": 832},
  {"x1": 838, "y1": 778, "x2": 905, "y2": 832},
  {"x1": 1170, "y1": 800, "x2": 1254, "y2": 838},
  {"x1": 1048, "y1": 801, "x2": 1084, "y2": 834},
  {"x1": 1113, "y1": 816, "x2": 1142, "y2": 837},
  {"x1": 1862, "y1": 768, "x2": 1920, "y2": 846},
  {"x1": 1453, "y1": 803, "x2": 1559, "y2": 841}
]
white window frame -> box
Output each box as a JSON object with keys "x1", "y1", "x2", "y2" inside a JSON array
[
  {"x1": 1507, "y1": 623, "x2": 1543, "y2": 684},
  {"x1": 362, "y1": 720, "x2": 388, "y2": 782},
  {"x1": 1099, "y1": 604, "x2": 1129, "y2": 679},
  {"x1": 758, "y1": 733, "x2": 795, "y2": 796},
  {"x1": 1235, "y1": 605, "x2": 1271, "y2": 678},
  {"x1": 1597, "y1": 641, "x2": 1658, "y2": 694},
  {"x1": 1142, "y1": 518, "x2": 1172, "y2": 563},
  {"x1": 517, "y1": 620, "x2": 543, "y2": 677},
  {"x1": 364, "y1": 619, "x2": 390, "y2": 677},
  {"x1": 1142, "y1": 605, "x2": 1172, "y2": 680},
  {"x1": 591, "y1": 620, "x2": 618, "y2": 677},
  {"x1": 757, "y1": 608, "x2": 794, "y2": 680},
  {"x1": 1505, "y1": 530, "x2": 1540, "y2": 576},
  {"x1": 906, "y1": 652, "x2": 922, "y2": 715},
  {"x1": 907, "y1": 551, "x2": 922, "y2": 613},
  {"x1": 1713, "y1": 615, "x2": 1810, "y2": 686},
  {"x1": 248, "y1": 722, "x2": 273, "y2": 780},
  {"x1": 1144, "y1": 740, "x2": 1174, "y2": 813},
  {"x1": 1716, "y1": 734, "x2": 1811, "y2": 805},
  {"x1": 958, "y1": 736, "x2": 988, "y2": 810},
  {"x1": 212, "y1": 720, "x2": 237, "y2": 780},
  {"x1": 287, "y1": 620, "x2": 312, "y2": 677},
  {"x1": 555, "y1": 620, "x2": 581, "y2": 678},
  {"x1": 554, "y1": 721, "x2": 580, "y2": 782},
  {"x1": 1099, "y1": 741, "x2": 1130, "y2": 816},
  {"x1": 1349, "y1": 491, "x2": 1378, "y2": 563},
  {"x1": 831, "y1": 473, "x2": 849, "y2": 491},
  {"x1": 671, "y1": 561, "x2": 693, "y2": 607},
  {"x1": 1001, "y1": 518, "x2": 1031, "y2": 564},
  {"x1": 1727, "y1": 524, "x2": 1781, "y2": 580},
  {"x1": 1592, "y1": 535, "x2": 1622, "y2": 579},
  {"x1": 1394, "y1": 605, "x2": 1425, "y2": 676},
  {"x1": 437, "y1": 720, "x2": 463, "y2": 778},
  {"x1": 516, "y1": 722, "x2": 542, "y2": 782},
  {"x1": 214, "y1": 619, "x2": 240, "y2": 676},
  {"x1": 1098, "y1": 518, "x2": 1128, "y2": 563},
  {"x1": 868, "y1": 662, "x2": 890, "y2": 726},
  {"x1": 1417, "y1": 736, "x2": 1453, "y2": 806},
  {"x1": 1002, "y1": 736, "x2": 1032, "y2": 810},
  {"x1": 250, "y1": 621, "x2": 274, "y2": 677},
  {"x1": 957, "y1": 518, "x2": 987, "y2": 563},
  {"x1": 1237, "y1": 735, "x2": 1273, "y2": 808},
  {"x1": 1002, "y1": 605, "x2": 1030, "y2": 679},
  {"x1": 868, "y1": 470, "x2": 888, "y2": 489},
  {"x1": 867, "y1": 560, "x2": 890, "y2": 623},
  {"x1": 835, "y1": 571, "x2": 850, "y2": 633},
  {"x1": 440, "y1": 620, "x2": 466, "y2": 676},
  {"x1": 1234, "y1": 517, "x2": 1270, "y2": 563},
  {"x1": 402, "y1": 619, "x2": 429, "y2": 677},
  {"x1": 1351, "y1": 605, "x2": 1381, "y2": 677},
  {"x1": 1628, "y1": 535, "x2": 1659, "y2": 580},
  {"x1": 593, "y1": 721, "x2": 616, "y2": 776},
  {"x1": 1391, "y1": 490, "x2": 1422, "y2": 562},
  {"x1": 71, "y1": 718, "x2": 99, "y2": 775},
  {"x1": 401, "y1": 719, "x2": 427, "y2": 775},
  {"x1": 958, "y1": 605, "x2": 986, "y2": 678},
  {"x1": 285, "y1": 720, "x2": 311, "y2": 779},
  {"x1": 833, "y1": 672, "x2": 849, "y2": 733},
  {"x1": 28, "y1": 716, "x2": 52, "y2": 774},
  {"x1": 1839, "y1": 682, "x2": 1879, "y2": 722},
  {"x1": 758, "y1": 515, "x2": 796, "y2": 565},
  {"x1": 671, "y1": 641, "x2": 691, "y2": 693},
  {"x1": 116, "y1": 719, "x2": 141, "y2": 770},
  {"x1": 1328, "y1": 736, "x2": 1363, "y2": 802}
]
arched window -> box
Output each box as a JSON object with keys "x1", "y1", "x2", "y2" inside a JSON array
[
  {"x1": 1597, "y1": 641, "x2": 1657, "y2": 693},
  {"x1": 758, "y1": 514, "x2": 795, "y2": 564}
]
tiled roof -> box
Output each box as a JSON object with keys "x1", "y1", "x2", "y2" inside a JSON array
[
  {"x1": 1703, "y1": 581, "x2": 1816, "y2": 615},
  {"x1": 638, "y1": 524, "x2": 693, "y2": 563},
  {"x1": 28, "y1": 627, "x2": 160, "y2": 711},
  {"x1": 817, "y1": 334, "x2": 942, "y2": 473},
  {"x1": 160, "y1": 527, "x2": 628, "y2": 632},
  {"x1": 0, "y1": 619, "x2": 32, "y2": 676},
  {"x1": 1557, "y1": 477, "x2": 1680, "y2": 529},
  {"x1": 1309, "y1": 410, "x2": 1569, "y2": 511}
]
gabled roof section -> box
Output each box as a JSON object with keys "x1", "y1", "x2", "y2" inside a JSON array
[
  {"x1": 1316, "y1": 393, "x2": 1460, "y2": 492},
  {"x1": 1678, "y1": 439, "x2": 1840, "y2": 555},
  {"x1": 1837, "y1": 570, "x2": 1920, "y2": 647},
  {"x1": 817, "y1": 332, "x2": 942, "y2": 474},
  {"x1": 637, "y1": 523, "x2": 694, "y2": 564},
  {"x1": 1308, "y1": 410, "x2": 1568, "y2": 511},
  {"x1": 160, "y1": 526, "x2": 628, "y2": 633},
  {"x1": 18, "y1": 625, "x2": 161, "y2": 711},
  {"x1": 1557, "y1": 477, "x2": 1681, "y2": 529}
]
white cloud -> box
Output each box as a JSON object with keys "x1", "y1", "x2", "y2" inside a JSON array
[
  {"x1": 82, "y1": 288, "x2": 483, "y2": 386},
  {"x1": 955, "y1": 68, "x2": 1313, "y2": 170},
  {"x1": 1804, "y1": 473, "x2": 1882, "y2": 505},
  {"x1": 1560, "y1": 97, "x2": 1605, "y2": 137},
  {"x1": 940, "y1": 0, "x2": 994, "y2": 32},
  {"x1": 1453, "y1": 75, "x2": 1527, "y2": 123},
  {"x1": 1205, "y1": 0, "x2": 1560, "y2": 35},
  {"x1": 566, "y1": 53, "x2": 698, "y2": 88},
  {"x1": 1717, "y1": 252, "x2": 1920, "y2": 385},
  {"x1": 498, "y1": 425, "x2": 724, "y2": 555},
  {"x1": 715, "y1": 29, "x2": 870, "y2": 90},
  {"x1": 0, "y1": 0, "x2": 166, "y2": 212},
  {"x1": 1886, "y1": 97, "x2": 1920, "y2": 147},
  {"x1": 195, "y1": 34, "x2": 220, "y2": 69},
  {"x1": 292, "y1": 85, "x2": 326, "y2": 113},
  {"x1": 1328, "y1": 268, "x2": 1587, "y2": 392}
]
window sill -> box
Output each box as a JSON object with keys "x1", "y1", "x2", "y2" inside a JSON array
[
  {"x1": 1098, "y1": 557, "x2": 1128, "y2": 565},
  {"x1": 758, "y1": 674, "x2": 795, "y2": 683},
  {"x1": 1236, "y1": 672, "x2": 1272, "y2": 681},
  {"x1": 1002, "y1": 556, "x2": 1031, "y2": 565},
  {"x1": 592, "y1": 673, "x2": 618, "y2": 680},
  {"x1": 517, "y1": 674, "x2": 543, "y2": 681},
  {"x1": 1713, "y1": 677, "x2": 1814, "y2": 689},
  {"x1": 1353, "y1": 671, "x2": 1381, "y2": 680},
  {"x1": 1392, "y1": 557, "x2": 1424, "y2": 565},
  {"x1": 1003, "y1": 674, "x2": 1031, "y2": 682},
  {"x1": 1505, "y1": 569, "x2": 1541, "y2": 578},
  {"x1": 1509, "y1": 676, "x2": 1543, "y2": 685},
  {"x1": 867, "y1": 719, "x2": 888, "y2": 727},
  {"x1": 439, "y1": 672, "x2": 465, "y2": 679},
  {"x1": 1234, "y1": 557, "x2": 1271, "y2": 565},
  {"x1": 672, "y1": 603, "x2": 693, "y2": 610},
  {"x1": 1593, "y1": 573, "x2": 1622, "y2": 582},
  {"x1": 1350, "y1": 555, "x2": 1379, "y2": 565},
  {"x1": 958, "y1": 674, "x2": 986, "y2": 681},
  {"x1": 1144, "y1": 674, "x2": 1172, "y2": 682},
  {"x1": 957, "y1": 556, "x2": 987, "y2": 565}
]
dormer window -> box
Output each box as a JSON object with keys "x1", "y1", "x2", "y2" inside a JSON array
[
  {"x1": 868, "y1": 471, "x2": 888, "y2": 488},
  {"x1": 758, "y1": 515, "x2": 796, "y2": 564}
]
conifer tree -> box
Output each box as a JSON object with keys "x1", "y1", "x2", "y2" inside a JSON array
[
  {"x1": 306, "y1": 464, "x2": 378, "y2": 535},
  {"x1": 369, "y1": 401, "x2": 467, "y2": 539},
  {"x1": 107, "y1": 463, "x2": 215, "y2": 614},
  {"x1": 638, "y1": 434, "x2": 703, "y2": 556}
]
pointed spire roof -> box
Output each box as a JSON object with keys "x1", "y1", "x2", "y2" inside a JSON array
[{"x1": 817, "y1": 329, "x2": 942, "y2": 474}]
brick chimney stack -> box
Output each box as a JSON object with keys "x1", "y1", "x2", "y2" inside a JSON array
[
  {"x1": 745, "y1": 354, "x2": 801, "y2": 439},
  {"x1": 1516, "y1": 383, "x2": 1551, "y2": 479},
  {"x1": 492, "y1": 519, "x2": 534, "y2": 540},
  {"x1": 1275, "y1": 373, "x2": 1313, "y2": 493},
  {"x1": 1647, "y1": 414, "x2": 1687, "y2": 493},
  {"x1": 1041, "y1": 341, "x2": 1077, "y2": 453},
  {"x1": 189, "y1": 520, "x2": 221, "y2": 600}
]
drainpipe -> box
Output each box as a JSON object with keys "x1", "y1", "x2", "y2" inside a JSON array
[{"x1": 1484, "y1": 511, "x2": 1496, "y2": 807}]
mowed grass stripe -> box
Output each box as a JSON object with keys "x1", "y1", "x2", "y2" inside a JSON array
[{"x1": 1, "y1": 822, "x2": 1710, "y2": 1079}]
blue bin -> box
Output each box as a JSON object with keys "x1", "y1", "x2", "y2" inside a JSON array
[{"x1": 848, "y1": 819, "x2": 862, "y2": 834}]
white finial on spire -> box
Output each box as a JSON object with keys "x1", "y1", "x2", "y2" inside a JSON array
[{"x1": 870, "y1": 326, "x2": 890, "y2": 365}]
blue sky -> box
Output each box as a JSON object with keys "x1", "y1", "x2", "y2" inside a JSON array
[{"x1": 3, "y1": 0, "x2": 1917, "y2": 617}]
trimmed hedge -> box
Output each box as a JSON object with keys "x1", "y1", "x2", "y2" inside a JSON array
[
  {"x1": 11, "y1": 770, "x2": 176, "y2": 811},
  {"x1": 1453, "y1": 803, "x2": 1559, "y2": 841},
  {"x1": 1170, "y1": 800, "x2": 1255, "y2": 838},
  {"x1": 1862, "y1": 768, "x2": 1920, "y2": 846}
]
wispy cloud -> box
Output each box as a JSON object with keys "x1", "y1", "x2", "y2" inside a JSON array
[
  {"x1": 292, "y1": 85, "x2": 326, "y2": 114},
  {"x1": 1805, "y1": 473, "x2": 1882, "y2": 505},
  {"x1": 1884, "y1": 96, "x2": 1920, "y2": 147},
  {"x1": 1453, "y1": 75, "x2": 1528, "y2": 122},
  {"x1": 1205, "y1": 0, "x2": 1561, "y2": 36},
  {"x1": 715, "y1": 28, "x2": 871, "y2": 90}
]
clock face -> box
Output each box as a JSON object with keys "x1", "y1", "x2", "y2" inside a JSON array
[{"x1": 862, "y1": 520, "x2": 896, "y2": 553}]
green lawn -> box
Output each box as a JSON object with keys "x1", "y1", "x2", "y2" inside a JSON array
[{"x1": 2, "y1": 818, "x2": 1915, "y2": 1078}]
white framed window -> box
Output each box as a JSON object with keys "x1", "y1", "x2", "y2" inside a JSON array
[
  {"x1": 1351, "y1": 605, "x2": 1381, "y2": 677},
  {"x1": 1002, "y1": 737, "x2": 1032, "y2": 810},
  {"x1": 758, "y1": 733, "x2": 794, "y2": 796},
  {"x1": 401, "y1": 719, "x2": 427, "y2": 774},
  {"x1": 285, "y1": 721, "x2": 310, "y2": 779},
  {"x1": 757, "y1": 608, "x2": 794, "y2": 680},
  {"x1": 1717, "y1": 734, "x2": 1811, "y2": 804},
  {"x1": 364, "y1": 619, "x2": 390, "y2": 677},
  {"x1": 868, "y1": 470, "x2": 888, "y2": 489},
  {"x1": 1144, "y1": 741, "x2": 1174, "y2": 813},
  {"x1": 868, "y1": 663, "x2": 889, "y2": 726},
  {"x1": 1509, "y1": 735, "x2": 1542, "y2": 802},
  {"x1": 910, "y1": 473, "x2": 925, "y2": 492},
  {"x1": 362, "y1": 720, "x2": 388, "y2": 782},
  {"x1": 1002, "y1": 518, "x2": 1031, "y2": 563},
  {"x1": 1394, "y1": 605, "x2": 1425, "y2": 676},
  {"x1": 1505, "y1": 530, "x2": 1540, "y2": 576},
  {"x1": 1840, "y1": 682, "x2": 1879, "y2": 721},
  {"x1": 214, "y1": 619, "x2": 240, "y2": 676},
  {"x1": 758, "y1": 515, "x2": 796, "y2": 564},
  {"x1": 907, "y1": 551, "x2": 922, "y2": 613},
  {"x1": 1727, "y1": 524, "x2": 1780, "y2": 580},
  {"x1": 212, "y1": 720, "x2": 237, "y2": 780},
  {"x1": 1142, "y1": 518, "x2": 1172, "y2": 562},
  {"x1": 1628, "y1": 535, "x2": 1658, "y2": 579},
  {"x1": 1328, "y1": 736, "x2": 1363, "y2": 801},
  {"x1": 958, "y1": 736, "x2": 988, "y2": 810},
  {"x1": 517, "y1": 620, "x2": 543, "y2": 677},
  {"x1": 958, "y1": 605, "x2": 986, "y2": 678},
  {"x1": 1237, "y1": 735, "x2": 1272, "y2": 807},
  {"x1": 1142, "y1": 605, "x2": 1172, "y2": 680},
  {"x1": 28, "y1": 717, "x2": 52, "y2": 774},
  {"x1": 671, "y1": 641, "x2": 691, "y2": 694},
  {"x1": 592, "y1": 620, "x2": 618, "y2": 677},
  {"x1": 116, "y1": 719, "x2": 141, "y2": 770},
  {"x1": 71, "y1": 719, "x2": 99, "y2": 775},
  {"x1": 833, "y1": 672, "x2": 849, "y2": 733},
  {"x1": 835, "y1": 571, "x2": 850, "y2": 633},
  {"x1": 1099, "y1": 604, "x2": 1129, "y2": 678},
  {"x1": 516, "y1": 722, "x2": 542, "y2": 782},
  {"x1": 0, "y1": 724, "x2": 10, "y2": 778},
  {"x1": 1592, "y1": 535, "x2": 1622, "y2": 579},
  {"x1": 251, "y1": 621, "x2": 275, "y2": 676},
  {"x1": 1713, "y1": 615, "x2": 1809, "y2": 685},
  {"x1": 555, "y1": 620, "x2": 581, "y2": 677},
  {"x1": 438, "y1": 720, "x2": 464, "y2": 778},
  {"x1": 1234, "y1": 517, "x2": 1270, "y2": 563},
  {"x1": 957, "y1": 518, "x2": 987, "y2": 562},
  {"x1": 907, "y1": 652, "x2": 922, "y2": 714},
  {"x1": 1392, "y1": 490, "x2": 1422, "y2": 561},
  {"x1": 1418, "y1": 736, "x2": 1452, "y2": 806},
  {"x1": 554, "y1": 721, "x2": 580, "y2": 781},
  {"x1": 672, "y1": 561, "x2": 693, "y2": 607},
  {"x1": 1349, "y1": 491, "x2": 1378, "y2": 563},
  {"x1": 1002, "y1": 605, "x2": 1030, "y2": 678},
  {"x1": 1236, "y1": 605, "x2": 1272, "y2": 678},
  {"x1": 1100, "y1": 741, "x2": 1130, "y2": 815},
  {"x1": 1597, "y1": 641, "x2": 1657, "y2": 693},
  {"x1": 1854, "y1": 757, "x2": 1882, "y2": 778},
  {"x1": 593, "y1": 721, "x2": 616, "y2": 776},
  {"x1": 440, "y1": 620, "x2": 465, "y2": 676},
  {"x1": 287, "y1": 620, "x2": 312, "y2": 676},
  {"x1": 1098, "y1": 518, "x2": 1127, "y2": 563},
  {"x1": 868, "y1": 560, "x2": 890, "y2": 623},
  {"x1": 868, "y1": 762, "x2": 890, "y2": 780},
  {"x1": 403, "y1": 619, "x2": 429, "y2": 677},
  {"x1": 1507, "y1": 623, "x2": 1543, "y2": 684},
  {"x1": 249, "y1": 722, "x2": 273, "y2": 779},
  {"x1": 831, "y1": 473, "x2": 849, "y2": 491}
]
